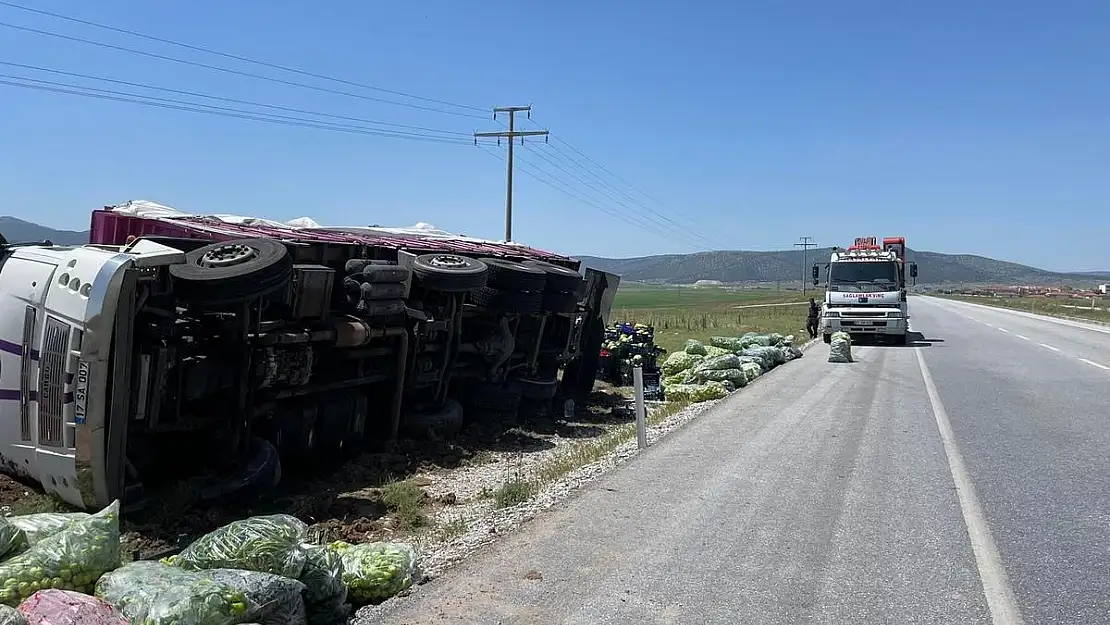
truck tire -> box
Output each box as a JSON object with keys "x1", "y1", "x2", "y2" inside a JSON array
[
  {"x1": 477, "y1": 257, "x2": 547, "y2": 292},
  {"x1": 170, "y1": 238, "x2": 293, "y2": 304},
  {"x1": 521, "y1": 260, "x2": 583, "y2": 293},
  {"x1": 541, "y1": 290, "x2": 580, "y2": 314},
  {"x1": 898, "y1": 333, "x2": 910, "y2": 346},
  {"x1": 412, "y1": 254, "x2": 488, "y2": 292},
  {"x1": 403, "y1": 399, "x2": 465, "y2": 440},
  {"x1": 470, "y1": 286, "x2": 543, "y2": 314}
]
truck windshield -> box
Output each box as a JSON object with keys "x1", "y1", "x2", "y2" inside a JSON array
[{"x1": 829, "y1": 261, "x2": 899, "y2": 290}]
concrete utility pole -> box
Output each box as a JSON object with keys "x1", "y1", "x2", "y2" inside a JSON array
[
  {"x1": 475, "y1": 105, "x2": 549, "y2": 242},
  {"x1": 794, "y1": 236, "x2": 816, "y2": 295}
]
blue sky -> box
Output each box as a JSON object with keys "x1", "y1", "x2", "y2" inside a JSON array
[{"x1": 0, "y1": 0, "x2": 1107, "y2": 271}]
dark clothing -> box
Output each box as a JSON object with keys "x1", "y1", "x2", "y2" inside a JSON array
[{"x1": 806, "y1": 301, "x2": 820, "y2": 338}]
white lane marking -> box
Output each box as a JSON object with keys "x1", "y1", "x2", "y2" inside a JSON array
[
  {"x1": 997, "y1": 328, "x2": 1010, "y2": 334},
  {"x1": 1015, "y1": 334, "x2": 1029, "y2": 341},
  {"x1": 983, "y1": 323, "x2": 995, "y2": 328},
  {"x1": 914, "y1": 349, "x2": 1026, "y2": 625},
  {"x1": 1079, "y1": 358, "x2": 1110, "y2": 371},
  {"x1": 1039, "y1": 343, "x2": 1060, "y2": 352}
]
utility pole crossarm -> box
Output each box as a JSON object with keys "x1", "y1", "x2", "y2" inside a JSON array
[{"x1": 474, "y1": 104, "x2": 550, "y2": 242}]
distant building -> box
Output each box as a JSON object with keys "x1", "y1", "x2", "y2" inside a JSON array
[{"x1": 1099, "y1": 284, "x2": 1109, "y2": 295}]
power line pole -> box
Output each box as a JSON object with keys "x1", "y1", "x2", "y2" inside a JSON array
[
  {"x1": 475, "y1": 105, "x2": 549, "y2": 242},
  {"x1": 794, "y1": 236, "x2": 816, "y2": 295}
]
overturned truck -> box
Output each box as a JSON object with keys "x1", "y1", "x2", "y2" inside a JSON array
[{"x1": 0, "y1": 201, "x2": 620, "y2": 511}]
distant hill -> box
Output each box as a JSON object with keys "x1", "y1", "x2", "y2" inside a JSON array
[
  {"x1": 578, "y1": 248, "x2": 1107, "y2": 286},
  {"x1": 0, "y1": 217, "x2": 89, "y2": 245}
]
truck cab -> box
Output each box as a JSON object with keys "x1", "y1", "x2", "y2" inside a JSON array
[{"x1": 812, "y1": 236, "x2": 918, "y2": 345}]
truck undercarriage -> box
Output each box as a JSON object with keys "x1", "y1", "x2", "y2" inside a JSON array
[{"x1": 0, "y1": 202, "x2": 619, "y2": 512}]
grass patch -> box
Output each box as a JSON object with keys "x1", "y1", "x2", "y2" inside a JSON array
[
  {"x1": 431, "y1": 517, "x2": 469, "y2": 542},
  {"x1": 492, "y1": 479, "x2": 536, "y2": 508},
  {"x1": 937, "y1": 294, "x2": 1110, "y2": 324},
  {"x1": 381, "y1": 480, "x2": 429, "y2": 531}
]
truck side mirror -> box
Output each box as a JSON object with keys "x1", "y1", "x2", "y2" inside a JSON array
[
  {"x1": 811, "y1": 264, "x2": 820, "y2": 286},
  {"x1": 910, "y1": 263, "x2": 918, "y2": 278}
]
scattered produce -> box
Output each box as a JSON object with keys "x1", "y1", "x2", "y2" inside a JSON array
[
  {"x1": 0, "y1": 501, "x2": 120, "y2": 606},
  {"x1": 17, "y1": 589, "x2": 128, "y2": 625},
  {"x1": 95, "y1": 561, "x2": 257, "y2": 625},
  {"x1": 174, "y1": 515, "x2": 309, "y2": 579},
  {"x1": 599, "y1": 323, "x2": 666, "y2": 399},
  {"x1": 330, "y1": 541, "x2": 416, "y2": 605}
]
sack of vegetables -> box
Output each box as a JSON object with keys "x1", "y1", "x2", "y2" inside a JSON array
[
  {"x1": 17, "y1": 589, "x2": 128, "y2": 625},
  {"x1": 297, "y1": 544, "x2": 348, "y2": 625},
  {"x1": 174, "y1": 515, "x2": 309, "y2": 579},
  {"x1": 0, "y1": 501, "x2": 121, "y2": 606},
  {"x1": 330, "y1": 541, "x2": 416, "y2": 605},
  {"x1": 0, "y1": 519, "x2": 25, "y2": 562},
  {"x1": 95, "y1": 561, "x2": 258, "y2": 625},
  {"x1": 0, "y1": 604, "x2": 26, "y2": 625},
  {"x1": 200, "y1": 570, "x2": 305, "y2": 625},
  {"x1": 7, "y1": 514, "x2": 90, "y2": 548}
]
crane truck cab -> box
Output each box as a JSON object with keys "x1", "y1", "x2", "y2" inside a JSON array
[{"x1": 812, "y1": 236, "x2": 918, "y2": 346}]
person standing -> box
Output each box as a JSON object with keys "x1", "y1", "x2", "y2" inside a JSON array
[{"x1": 806, "y1": 297, "x2": 820, "y2": 339}]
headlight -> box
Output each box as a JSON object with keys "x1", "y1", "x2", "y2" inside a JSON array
[{"x1": 886, "y1": 311, "x2": 903, "y2": 318}]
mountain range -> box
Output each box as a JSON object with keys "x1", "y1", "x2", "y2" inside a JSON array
[
  {"x1": 578, "y1": 249, "x2": 1110, "y2": 286},
  {"x1": 1, "y1": 216, "x2": 1106, "y2": 286}
]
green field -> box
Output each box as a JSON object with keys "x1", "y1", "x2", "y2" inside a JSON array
[
  {"x1": 610, "y1": 284, "x2": 823, "y2": 353},
  {"x1": 938, "y1": 294, "x2": 1110, "y2": 325}
]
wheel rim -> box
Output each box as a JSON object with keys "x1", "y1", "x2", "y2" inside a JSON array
[
  {"x1": 198, "y1": 243, "x2": 258, "y2": 268},
  {"x1": 427, "y1": 255, "x2": 468, "y2": 269}
]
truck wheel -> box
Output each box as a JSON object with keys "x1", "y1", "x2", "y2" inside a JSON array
[
  {"x1": 403, "y1": 399, "x2": 464, "y2": 440},
  {"x1": 521, "y1": 260, "x2": 584, "y2": 293},
  {"x1": 823, "y1": 333, "x2": 832, "y2": 344},
  {"x1": 477, "y1": 257, "x2": 547, "y2": 292},
  {"x1": 470, "y1": 286, "x2": 543, "y2": 314},
  {"x1": 412, "y1": 254, "x2": 488, "y2": 292},
  {"x1": 169, "y1": 238, "x2": 293, "y2": 304},
  {"x1": 898, "y1": 333, "x2": 910, "y2": 346}
]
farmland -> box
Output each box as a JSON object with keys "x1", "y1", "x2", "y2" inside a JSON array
[{"x1": 610, "y1": 283, "x2": 822, "y2": 353}]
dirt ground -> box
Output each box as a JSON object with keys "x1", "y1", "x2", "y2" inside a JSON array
[{"x1": 0, "y1": 386, "x2": 637, "y2": 560}]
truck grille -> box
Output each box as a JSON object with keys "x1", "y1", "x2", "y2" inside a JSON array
[
  {"x1": 37, "y1": 316, "x2": 71, "y2": 448},
  {"x1": 20, "y1": 306, "x2": 35, "y2": 442},
  {"x1": 850, "y1": 311, "x2": 887, "y2": 318}
]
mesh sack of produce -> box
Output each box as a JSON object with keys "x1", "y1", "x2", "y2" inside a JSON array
[
  {"x1": 661, "y1": 372, "x2": 687, "y2": 388},
  {"x1": 297, "y1": 544, "x2": 348, "y2": 625},
  {"x1": 201, "y1": 570, "x2": 305, "y2": 625},
  {"x1": 0, "y1": 519, "x2": 25, "y2": 561},
  {"x1": 682, "y1": 339, "x2": 707, "y2": 356},
  {"x1": 768, "y1": 333, "x2": 786, "y2": 346},
  {"x1": 740, "y1": 332, "x2": 772, "y2": 348},
  {"x1": 695, "y1": 368, "x2": 747, "y2": 388},
  {"x1": 0, "y1": 604, "x2": 26, "y2": 625},
  {"x1": 828, "y1": 332, "x2": 853, "y2": 363},
  {"x1": 175, "y1": 515, "x2": 309, "y2": 579},
  {"x1": 783, "y1": 345, "x2": 804, "y2": 361},
  {"x1": 7, "y1": 514, "x2": 89, "y2": 549},
  {"x1": 330, "y1": 541, "x2": 416, "y2": 605},
  {"x1": 703, "y1": 345, "x2": 731, "y2": 359},
  {"x1": 661, "y1": 381, "x2": 729, "y2": 403},
  {"x1": 708, "y1": 336, "x2": 745, "y2": 352},
  {"x1": 0, "y1": 501, "x2": 121, "y2": 607},
  {"x1": 783, "y1": 334, "x2": 796, "y2": 346},
  {"x1": 95, "y1": 561, "x2": 258, "y2": 625},
  {"x1": 695, "y1": 353, "x2": 743, "y2": 371},
  {"x1": 739, "y1": 348, "x2": 774, "y2": 371},
  {"x1": 661, "y1": 352, "x2": 704, "y2": 376},
  {"x1": 740, "y1": 361, "x2": 763, "y2": 383},
  {"x1": 16, "y1": 589, "x2": 128, "y2": 625}
]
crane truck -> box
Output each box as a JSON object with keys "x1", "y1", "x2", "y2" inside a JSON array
[{"x1": 812, "y1": 236, "x2": 918, "y2": 345}]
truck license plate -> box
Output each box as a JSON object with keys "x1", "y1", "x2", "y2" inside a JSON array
[
  {"x1": 856, "y1": 320, "x2": 872, "y2": 326},
  {"x1": 74, "y1": 362, "x2": 89, "y2": 425}
]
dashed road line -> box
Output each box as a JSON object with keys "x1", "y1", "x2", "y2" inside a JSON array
[
  {"x1": 1079, "y1": 358, "x2": 1110, "y2": 371},
  {"x1": 1039, "y1": 343, "x2": 1060, "y2": 352},
  {"x1": 1015, "y1": 334, "x2": 1029, "y2": 341},
  {"x1": 997, "y1": 327, "x2": 1010, "y2": 334},
  {"x1": 914, "y1": 349, "x2": 1026, "y2": 625}
]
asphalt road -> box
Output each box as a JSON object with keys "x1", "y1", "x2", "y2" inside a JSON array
[{"x1": 371, "y1": 296, "x2": 1110, "y2": 625}]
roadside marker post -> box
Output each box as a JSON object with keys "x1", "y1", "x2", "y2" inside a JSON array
[{"x1": 633, "y1": 365, "x2": 647, "y2": 449}]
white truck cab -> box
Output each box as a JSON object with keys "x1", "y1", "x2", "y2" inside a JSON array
[
  {"x1": 812, "y1": 236, "x2": 918, "y2": 346},
  {"x1": 0, "y1": 237, "x2": 185, "y2": 508}
]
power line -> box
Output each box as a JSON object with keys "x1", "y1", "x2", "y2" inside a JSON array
[
  {"x1": 0, "y1": 77, "x2": 474, "y2": 145},
  {"x1": 0, "y1": 0, "x2": 488, "y2": 114},
  {"x1": 0, "y1": 20, "x2": 489, "y2": 119},
  {"x1": 0, "y1": 61, "x2": 471, "y2": 137},
  {"x1": 474, "y1": 105, "x2": 549, "y2": 242}
]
